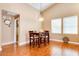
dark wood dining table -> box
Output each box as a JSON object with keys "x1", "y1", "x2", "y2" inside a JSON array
[{"x1": 29, "y1": 31, "x2": 49, "y2": 48}]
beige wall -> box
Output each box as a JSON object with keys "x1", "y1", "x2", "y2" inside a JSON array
[
  {"x1": 0, "y1": 3, "x2": 41, "y2": 46},
  {"x1": 0, "y1": 10, "x2": 1, "y2": 51},
  {"x1": 42, "y1": 3, "x2": 79, "y2": 42}
]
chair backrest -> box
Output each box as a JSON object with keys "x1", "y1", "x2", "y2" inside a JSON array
[
  {"x1": 33, "y1": 33, "x2": 39, "y2": 38},
  {"x1": 44, "y1": 31, "x2": 49, "y2": 39},
  {"x1": 45, "y1": 31, "x2": 49, "y2": 35},
  {"x1": 29, "y1": 31, "x2": 34, "y2": 37}
]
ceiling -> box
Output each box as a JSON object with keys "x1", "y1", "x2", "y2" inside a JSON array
[{"x1": 28, "y1": 3, "x2": 54, "y2": 12}]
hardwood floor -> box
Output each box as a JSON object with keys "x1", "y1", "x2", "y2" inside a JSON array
[{"x1": 0, "y1": 41, "x2": 79, "y2": 56}]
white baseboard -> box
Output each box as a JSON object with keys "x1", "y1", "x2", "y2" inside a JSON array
[
  {"x1": 19, "y1": 41, "x2": 29, "y2": 46},
  {"x1": 51, "y1": 39, "x2": 79, "y2": 45},
  {"x1": 51, "y1": 39, "x2": 62, "y2": 42},
  {"x1": 1, "y1": 40, "x2": 29, "y2": 46},
  {"x1": 1, "y1": 41, "x2": 16, "y2": 46},
  {"x1": 19, "y1": 39, "x2": 79, "y2": 46},
  {"x1": 2, "y1": 39, "x2": 79, "y2": 46}
]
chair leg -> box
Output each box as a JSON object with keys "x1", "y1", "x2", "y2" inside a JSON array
[
  {"x1": 30, "y1": 39, "x2": 31, "y2": 46},
  {"x1": 38, "y1": 38, "x2": 40, "y2": 48},
  {"x1": 33, "y1": 39, "x2": 35, "y2": 47},
  {"x1": 40, "y1": 38, "x2": 42, "y2": 44},
  {"x1": 48, "y1": 37, "x2": 49, "y2": 44},
  {"x1": 35, "y1": 39, "x2": 38, "y2": 46}
]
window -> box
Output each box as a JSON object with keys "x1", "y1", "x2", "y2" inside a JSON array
[
  {"x1": 63, "y1": 16, "x2": 78, "y2": 34},
  {"x1": 51, "y1": 18, "x2": 61, "y2": 34}
]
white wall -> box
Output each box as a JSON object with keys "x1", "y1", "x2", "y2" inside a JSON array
[
  {"x1": 42, "y1": 3, "x2": 79, "y2": 42},
  {"x1": 0, "y1": 3, "x2": 41, "y2": 47}
]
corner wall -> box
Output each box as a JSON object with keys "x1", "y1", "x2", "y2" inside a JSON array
[{"x1": 42, "y1": 3, "x2": 79, "y2": 42}]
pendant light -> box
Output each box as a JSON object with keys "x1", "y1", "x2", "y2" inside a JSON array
[
  {"x1": 39, "y1": 3, "x2": 44, "y2": 32},
  {"x1": 39, "y1": 3, "x2": 44, "y2": 22}
]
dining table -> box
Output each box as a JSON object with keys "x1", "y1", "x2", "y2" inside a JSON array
[{"x1": 29, "y1": 31, "x2": 49, "y2": 48}]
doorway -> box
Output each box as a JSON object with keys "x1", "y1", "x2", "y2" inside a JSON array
[{"x1": 14, "y1": 15, "x2": 20, "y2": 45}]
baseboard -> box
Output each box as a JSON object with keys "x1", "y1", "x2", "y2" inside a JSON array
[
  {"x1": 19, "y1": 39, "x2": 79, "y2": 46},
  {"x1": 51, "y1": 39, "x2": 79, "y2": 45},
  {"x1": 1, "y1": 41, "x2": 16, "y2": 46},
  {"x1": 69, "y1": 41, "x2": 79, "y2": 45},
  {"x1": 2, "y1": 39, "x2": 79, "y2": 46},
  {"x1": 1, "y1": 40, "x2": 29, "y2": 46},
  {"x1": 51, "y1": 39, "x2": 62, "y2": 42},
  {"x1": 19, "y1": 41, "x2": 29, "y2": 46}
]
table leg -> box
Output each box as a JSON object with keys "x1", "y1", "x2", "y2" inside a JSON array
[{"x1": 30, "y1": 38, "x2": 31, "y2": 46}]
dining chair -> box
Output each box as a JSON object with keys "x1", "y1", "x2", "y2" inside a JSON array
[
  {"x1": 29, "y1": 31, "x2": 34, "y2": 46},
  {"x1": 45, "y1": 31, "x2": 49, "y2": 44},
  {"x1": 39, "y1": 32, "x2": 46, "y2": 45},
  {"x1": 34, "y1": 33, "x2": 40, "y2": 47}
]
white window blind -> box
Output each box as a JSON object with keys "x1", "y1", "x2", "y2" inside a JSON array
[
  {"x1": 63, "y1": 16, "x2": 78, "y2": 34},
  {"x1": 51, "y1": 18, "x2": 61, "y2": 34}
]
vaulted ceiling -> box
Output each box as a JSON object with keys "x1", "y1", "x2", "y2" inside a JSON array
[{"x1": 28, "y1": 3, "x2": 55, "y2": 12}]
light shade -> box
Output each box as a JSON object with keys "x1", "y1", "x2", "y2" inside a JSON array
[{"x1": 39, "y1": 17, "x2": 44, "y2": 22}]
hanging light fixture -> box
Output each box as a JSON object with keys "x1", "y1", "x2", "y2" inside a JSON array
[
  {"x1": 39, "y1": 15, "x2": 44, "y2": 22},
  {"x1": 39, "y1": 3, "x2": 44, "y2": 32},
  {"x1": 39, "y1": 3, "x2": 44, "y2": 22}
]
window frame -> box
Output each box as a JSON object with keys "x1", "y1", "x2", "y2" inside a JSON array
[{"x1": 51, "y1": 15, "x2": 79, "y2": 35}]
